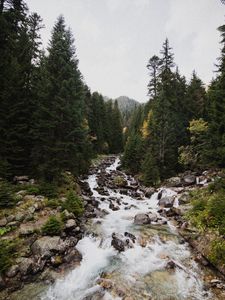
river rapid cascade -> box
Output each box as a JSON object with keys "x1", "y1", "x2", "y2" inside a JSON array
[{"x1": 15, "y1": 156, "x2": 224, "y2": 300}]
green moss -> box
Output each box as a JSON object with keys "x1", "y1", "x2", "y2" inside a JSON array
[
  {"x1": 42, "y1": 216, "x2": 62, "y2": 236},
  {"x1": 0, "y1": 227, "x2": 13, "y2": 236},
  {"x1": 44, "y1": 198, "x2": 61, "y2": 209},
  {"x1": 63, "y1": 190, "x2": 84, "y2": 216},
  {"x1": 0, "y1": 239, "x2": 18, "y2": 274}
]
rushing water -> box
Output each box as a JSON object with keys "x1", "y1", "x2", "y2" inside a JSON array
[{"x1": 11, "y1": 157, "x2": 221, "y2": 300}]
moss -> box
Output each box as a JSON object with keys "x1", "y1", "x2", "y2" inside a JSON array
[
  {"x1": 113, "y1": 176, "x2": 126, "y2": 187},
  {"x1": 62, "y1": 190, "x2": 84, "y2": 216},
  {"x1": 0, "y1": 227, "x2": 14, "y2": 236},
  {"x1": 42, "y1": 216, "x2": 63, "y2": 236}
]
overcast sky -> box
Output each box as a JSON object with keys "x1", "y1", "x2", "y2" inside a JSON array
[{"x1": 26, "y1": 0, "x2": 224, "y2": 102}]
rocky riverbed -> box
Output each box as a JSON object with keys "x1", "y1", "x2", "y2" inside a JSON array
[{"x1": 2, "y1": 155, "x2": 225, "y2": 300}]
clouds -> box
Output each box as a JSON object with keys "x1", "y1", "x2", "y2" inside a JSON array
[{"x1": 26, "y1": 0, "x2": 224, "y2": 102}]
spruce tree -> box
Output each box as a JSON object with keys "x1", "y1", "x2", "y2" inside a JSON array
[{"x1": 32, "y1": 16, "x2": 90, "y2": 181}]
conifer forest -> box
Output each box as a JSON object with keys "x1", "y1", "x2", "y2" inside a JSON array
[{"x1": 0, "y1": 1, "x2": 225, "y2": 299}]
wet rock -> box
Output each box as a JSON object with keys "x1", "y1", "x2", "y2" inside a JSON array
[
  {"x1": 97, "y1": 278, "x2": 114, "y2": 289},
  {"x1": 5, "y1": 265, "x2": 19, "y2": 278},
  {"x1": 195, "y1": 253, "x2": 209, "y2": 266},
  {"x1": 124, "y1": 232, "x2": 136, "y2": 243},
  {"x1": 109, "y1": 203, "x2": 120, "y2": 211},
  {"x1": 148, "y1": 212, "x2": 158, "y2": 222},
  {"x1": 166, "y1": 260, "x2": 176, "y2": 270},
  {"x1": 63, "y1": 249, "x2": 82, "y2": 264},
  {"x1": 134, "y1": 213, "x2": 150, "y2": 225},
  {"x1": 183, "y1": 174, "x2": 196, "y2": 186},
  {"x1": 111, "y1": 236, "x2": 125, "y2": 252},
  {"x1": 143, "y1": 187, "x2": 155, "y2": 198},
  {"x1": 158, "y1": 196, "x2": 175, "y2": 208},
  {"x1": 50, "y1": 255, "x2": 62, "y2": 267}
]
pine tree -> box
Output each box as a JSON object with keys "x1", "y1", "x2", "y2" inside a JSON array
[
  {"x1": 0, "y1": 0, "x2": 42, "y2": 177},
  {"x1": 110, "y1": 100, "x2": 124, "y2": 153},
  {"x1": 32, "y1": 16, "x2": 91, "y2": 181},
  {"x1": 147, "y1": 55, "x2": 161, "y2": 99}
]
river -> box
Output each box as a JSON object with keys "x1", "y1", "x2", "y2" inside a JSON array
[{"x1": 11, "y1": 156, "x2": 223, "y2": 300}]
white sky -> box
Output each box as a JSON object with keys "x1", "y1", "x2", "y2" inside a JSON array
[{"x1": 26, "y1": 0, "x2": 225, "y2": 102}]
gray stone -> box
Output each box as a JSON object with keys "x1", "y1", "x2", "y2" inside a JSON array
[
  {"x1": 31, "y1": 236, "x2": 62, "y2": 257},
  {"x1": 178, "y1": 192, "x2": 190, "y2": 204},
  {"x1": 183, "y1": 174, "x2": 196, "y2": 185},
  {"x1": 63, "y1": 249, "x2": 82, "y2": 264},
  {"x1": 6, "y1": 215, "x2": 15, "y2": 223},
  {"x1": 15, "y1": 211, "x2": 26, "y2": 222},
  {"x1": 65, "y1": 219, "x2": 76, "y2": 229},
  {"x1": 0, "y1": 217, "x2": 7, "y2": 227},
  {"x1": 18, "y1": 258, "x2": 34, "y2": 275},
  {"x1": 134, "y1": 213, "x2": 150, "y2": 225},
  {"x1": 158, "y1": 196, "x2": 175, "y2": 208},
  {"x1": 19, "y1": 224, "x2": 36, "y2": 236},
  {"x1": 111, "y1": 237, "x2": 125, "y2": 252},
  {"x1": 166, "y1": 177, "x2": 182, "y2": 187},
  {"x1": 148, "y1": 212, "x2": 158, "y2": 222},
  {"x1": 144, "y1": 187, "x2": 155, "y2": 197},
  {"x1": 5, "y1": 265, "x2": 19, "y2": 278}
]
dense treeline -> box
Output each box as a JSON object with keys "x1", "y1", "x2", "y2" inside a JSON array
[
  {"x1": 0, "y1": 0, "x2": 123, "y2": 182},
  {"x1": 123, "y1": 24, "x2": 225, "y2": 186}
]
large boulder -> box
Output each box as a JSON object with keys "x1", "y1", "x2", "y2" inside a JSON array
[
  {"x1": 183, "y1": 174, "x2": 196, "y2": 186},
  {"x1": 166, "y1": 177, "x2": 182, "y2": 187},
  {"x1": 31, "y1": 236, "x2": 62, "y2": 257},
  {"x1": 158, "y1": 196, "x2": 175, "y2": 208},
  {"x1": 18, "y1": 258, "x2": 34, "y2": 275},
  {"x1": 143, "y1": 187, "x2": 155, "y2": 198},
  {"x1": 134, "y1": 213, "x2": 150, "y2": 225}
]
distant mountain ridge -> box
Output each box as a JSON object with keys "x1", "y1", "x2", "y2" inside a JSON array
[
  {"x1": 103, "y1": 95, "x2": 140, "y2": 127},
  {"x1": 103, "y1": 95, "x2": 140, "y2": 114}
]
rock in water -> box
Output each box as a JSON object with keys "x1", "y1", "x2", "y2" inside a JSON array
[
  {"x1": 134, "y1": 213, "x2": 150, "y2": 225},
  {"x1": 111, "y1": 237, "x2": 125, "y2": 252}
]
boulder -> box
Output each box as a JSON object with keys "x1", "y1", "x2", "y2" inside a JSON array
[
  {"x1": 65, "y1": 219, "x2": 76, "y2": 230},
  {"x1": 5, "y1": 265, "x2": 19, "y2": 278},
  {"x1": 18, "y1": 258, "x2": 34, "y2": 275},
  {"x1": 148, "y1": 212, "x2": 158, "y2": 222},
  {"x1": 166, "y1": 177, "x2": 182, "y2": 187},
  {"x1": 63, "y1": 249, "x2": 82, "y2": 264},
  {"x1": 158, "y1": 196, "x2": 175, "y2": 208},
  {"x1": 0, "y1": 217, "x2": 7, "y2": 227},
  {"x1": 183, "y1": 174, "x2": 196, "y2": 186},
  {"x1": 134, "y1": 213, "x2": 150, "y2": 225},
  {"x1": 178, "y1": 192, "x2": 190, "y2": 204},
  {"x1": 144, "y1": 187, "x2": 155, "y2": 198},
  {"x1": 31, "y1": 236, "x2": 62, "y2": 257},
  {"x1": 111, "y1": 237, "x2": 125, "y2": 252},
  {"x1": 166, "y1": 260, "x2": 176, "y2": 270},
  {"x1": 19, "y1": 224, "x2": 36, "y2": 236},
  {"x1": 124, "y1": 232, "x2": 136, "y2": 243}
]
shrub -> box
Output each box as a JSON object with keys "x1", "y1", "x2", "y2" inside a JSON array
[
  {"x1": 0, "y1": 239, "x2": 17, "y2": 274},
  {"x1": 63, "y1": 191, "x2": 84, "y2": 216},
  {"x1": 45, "y1": 198, "x2": 61, "y2": 209},
  {"x1": 0, "y1": 181, "x2": 16, "y2": 207},
  {"x1": 42, "y1": 216, "x2": 62, "y2": 236},
  {"x1": 0, "y1": 227, "x2": 12, "y2": 236},
  {"x1": 209, "y1": 239, "x2": 225, "y2": 266},
  {"x1": 39, "y1": 182, "x2": 58, "y2": 198},
  {"x1": 25, "y1": 185, "x2": 40, "y2": 195}
]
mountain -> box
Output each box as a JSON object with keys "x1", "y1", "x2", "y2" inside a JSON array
[
  {"x1": 103, "y1": 95, "x2": 140, "y2": 127},
  {"x1": 114, "y1": 96, "x2": 139, "y2": 114}
]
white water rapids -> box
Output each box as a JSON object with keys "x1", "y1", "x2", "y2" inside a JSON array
[{"x1": 41, "y1": 157, "x2": 214, "y2": 300}]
